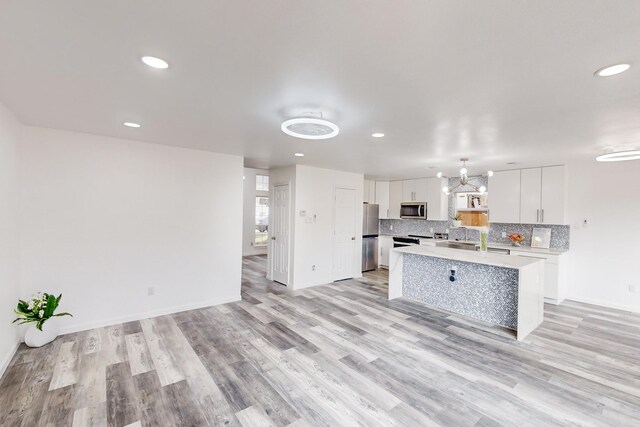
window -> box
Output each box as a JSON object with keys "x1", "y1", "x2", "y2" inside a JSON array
[
  {"x1": 256, "y1": 175, "x2": 269, "y2": 192},
  {"x1": 255, "y1": 196, "x2": 269, "y2": 246}
]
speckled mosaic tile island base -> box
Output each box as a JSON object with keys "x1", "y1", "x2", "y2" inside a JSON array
[{"x1": 402, "y1": 253, "x2": 519, "y2": 329}]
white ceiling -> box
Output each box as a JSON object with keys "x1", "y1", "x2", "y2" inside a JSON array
[{"x1": 1, "y1": 1, "x2": 639, "y2": 179}]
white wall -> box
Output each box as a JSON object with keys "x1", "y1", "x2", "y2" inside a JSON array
[
  {"x1": 566, "y1": 160, "x2": 640, "y2": 312},
  {"x1": 243, "y1": 168, "x2": 269, "y2": 256},
  {"x1": 0, "y1": 101, "x2": 22, "y2": 375},
  {"x1": 19, "y1": 127, "x2": 244, "y2": 333},
  {"x1": 293, "y1": 165, "x2": 364, "y2": 289}
]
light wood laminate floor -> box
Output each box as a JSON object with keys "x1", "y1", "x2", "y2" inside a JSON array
[{"x1": 1, "y1": 255, "x2": 639, "y2": 426}]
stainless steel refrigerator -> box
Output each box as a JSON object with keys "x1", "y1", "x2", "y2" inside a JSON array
[{"x1": 362, "y1": 203, "x2": 379, "y2": 272}]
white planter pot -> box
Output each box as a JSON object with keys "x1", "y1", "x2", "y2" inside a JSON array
[
  {"x1": 24, "y1": 322, "x2": 59, "y2": 348},
  {"x1": 452, "y1": 220, "x2": 463, "y2": 228}
]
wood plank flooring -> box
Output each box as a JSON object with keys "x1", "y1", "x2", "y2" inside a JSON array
[{"x1": 1, "y1": 255, "x2": 639, "y2": 426}]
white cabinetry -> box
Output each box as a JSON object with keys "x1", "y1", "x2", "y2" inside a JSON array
[
  {"x1": 379, "y1": 235, "x2": 393, "y2": 268},
  {"x1": 363, "y1": 179, "x2": 376, "y2": 204},
  {"x1": 375, "y1": 181, "x2": 390, "y2": 219},
  {"x1": 519, "y1": 166, "x2": 566, "y2": 225},
  {"x1": 520, "y1": 168, "x2": 542, "y2": 224},
  {"x1": 426, "y1": 177, "x2": 449, "y2": 220},
  {"x1": 402, "y1": 178, "x2": 428, "y2": 202},
  {"x1": 489, "y1": 166, "x2": 566, "y2": 225},
  {"x1": 511, "y1": 250, "x2": 567, "y2": 304},
  {"x1": 388, "y1": 181, "x2": 403, "y2": 219},
  {"x1": 540, "y1": 166, "x2": 566, "y2": 224},
  {"x1": 489, "y1": 170, "x2": 521, "y2": 223}
]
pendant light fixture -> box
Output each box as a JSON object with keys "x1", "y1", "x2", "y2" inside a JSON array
[{"x1": 439, "y1": 158, "x2": 489, "y2": 195}]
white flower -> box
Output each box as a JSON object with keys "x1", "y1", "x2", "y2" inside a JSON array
[
  {"x1": 38, "y1": 310, "x2": 44, "y2": 318},
  {"x1": 27, "y1": 301, "x2": 34, "y2": 310}
]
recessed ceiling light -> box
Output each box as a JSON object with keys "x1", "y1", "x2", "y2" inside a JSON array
[
  {"x1": 436, "y1": 172, "x2": 443, "y2": 178},
  {"x1": 294, "y1": 153, "x2": 305, "y2": 157},
  {"x1": 281, "y1": 118, "x2": 339, "y2": 140},
  {"x1": 595, "y1": 63, "x2": 630, "y2": 77},
  {"x1": 371, "y1": 133, "x2": 385, "y2": 138},
  {"x1": 141, "y1": 56, "x2": 169, "y2": 69},
  {"x1": 123, "y1": 122, "x2": 141, "y2": 128},
  {"x1": 487, "y1": 170, "x2": 494, "y2": 177},
  {"x1": 596, "y1": 150, "x2": 640, "y2": 162}
]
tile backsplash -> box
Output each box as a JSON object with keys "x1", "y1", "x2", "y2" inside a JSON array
[{"x1": 379, "y1": 219, "x2": 570, "y2": 250}]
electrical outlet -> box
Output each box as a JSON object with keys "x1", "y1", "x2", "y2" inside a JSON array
[
  {"x1": 430, "y1": 227, "x2": 434, "y2": 233},
  {"x1": 147, "y1": 287, "x2": 155, "y2": 296},
  {"x1": 390, "y1": 225, "x2": 393, "y2": 231},
  {"x1": 502, "y1": 232, "x2": 507, "y2": 238}
]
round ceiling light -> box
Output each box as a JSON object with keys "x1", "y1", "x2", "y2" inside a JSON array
[
  {"x1": 371, "y1": 133, "x2": 385, "y2": 138},
  {"x1": 281, "y1": 118, "x2": 339, "y2": 140},
  {"x1": 123, "y1": 122, "x2": 141, "y2": 128},
  {"x1": 294, "y1": 153, "x2": 305, "y2": 157},
  {"x1": 141, "y1": 56, "x2": 169, "y2": 69},
  {"x1": 595, "y1": 63, "x2": 630, "y2": 77},
  {"x1": 596, "y1": 150, "x2": 640, "y2": 162}
]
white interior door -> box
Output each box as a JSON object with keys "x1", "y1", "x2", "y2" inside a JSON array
[
  {"x1": 333, "y1": 187, "x2": 356, "y2": 281},
  {"x1": 272, "y1": 184, "x2": 289, "y2": 285}
]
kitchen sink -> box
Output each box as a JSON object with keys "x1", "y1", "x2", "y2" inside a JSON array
[{"x1": 435, "y1": 241, "x2": 478, "y2": 251}]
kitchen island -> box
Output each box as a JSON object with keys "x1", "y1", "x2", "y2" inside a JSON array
[{"x1": 389, "y1": 245, "x2": 544, "y2": 340}]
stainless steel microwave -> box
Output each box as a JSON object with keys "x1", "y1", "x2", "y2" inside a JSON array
[{"x1": 400, "y1": 202, "x2": 428, "y2": 219}]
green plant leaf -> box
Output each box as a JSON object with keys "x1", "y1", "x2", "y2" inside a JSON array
[{"x1": 53, "y1": 312, "x2": 73, "y2": 317}]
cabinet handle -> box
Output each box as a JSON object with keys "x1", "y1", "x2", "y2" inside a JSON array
[
  {"x1": 536, "y1": 209, "x2": 540, "y2": 222},
  {"x1": 541, "y1": 209, "x2": 544, "y2": 223}
]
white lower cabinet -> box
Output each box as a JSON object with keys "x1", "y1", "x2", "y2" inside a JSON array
[
  {"x1": 379, "y1": 236, "x2": 393, "y2": 268},
  {"x1": 511, "y1": 250, "x2": 567, "y2": 304}
]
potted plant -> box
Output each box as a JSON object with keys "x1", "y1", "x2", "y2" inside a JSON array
[
  {"x1": 13, "y1": 293, "x2": 72, "y2": 347},
  {"x1": 451, "y1": 214, "x2": 463, "y2": 228},
  {"x1": 508, "y1": 233, "x2": 525, "y2": 247}
]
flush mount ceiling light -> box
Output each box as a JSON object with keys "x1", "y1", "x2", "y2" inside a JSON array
[
  {"x1": 294, "y1": 152, "x2": 305, "y2": 157},
  {"x1": 439, "y1": 158, "x2": 489, "y2": 195},
  {"x1": 123, "y1": 122, "x2": 141, "y2": 128},
  {"x1": 595, "y1": 63, "x2": 630, "y2": 77},
  {"x1": 141, "y1": 56, "x2": 169, "y2": 69},
  {"x1": 281, "y1": 117, "x2": 339, "y2": 140},
  {"x1": 371, "y1": 133, "x2": 385, "y2": 138},
  {"x1": 596, "y1": 150, "x2": 640, "y2": 162}
]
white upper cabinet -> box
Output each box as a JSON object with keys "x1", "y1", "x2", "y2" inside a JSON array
[
  {"x1": 375, "y1": 181, "x2": 390, "y2": 219},
  {"x1": 489, "y1": 170, "x2": 521, "y2": 223},
  {"x1": 426, "y1": 177, "x2": 449, "y2": 220},
  {"x1": 520, "y1": 168, "x2": 542, "y2": 224},
  {"x1": 363, "y1": 179, "x2": 376, "y2": 204},
  {"x1": 540, "y1": 165, "x2": 566, "y2": 224},
  {"x1": 402, "y1": 178, "x2": 428, "y2": 202},
  {"x1": 388, "y1": 181, "x2": 403, "y2": 219},
  {"x1": 489, "y1": 165, "x2": 566, "y2": 225}
]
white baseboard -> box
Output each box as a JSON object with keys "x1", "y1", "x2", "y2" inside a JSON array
[
  {"x1": 565, "y1": 296, "x2": 640, "y2": 314},
  {"x1": 0, "y1": 340, "x2": 20, "y2": 381},
  {"x1": 58, "y1": 295, "x2": 241, "y2": 335}
]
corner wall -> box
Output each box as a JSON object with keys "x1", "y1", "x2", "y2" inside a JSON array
[
  {"x1": 18, "y1": 126, "x2": 244, "y2": 333},
  {"x1": 293, "y1": 165, "x2": 364, "y2": 289},
  {"x1": 565, "y1": 160, "x2": 640, "y2": 312},
  {"x1": 0, "y1": 101, "x2": 22, "y2": 377}
]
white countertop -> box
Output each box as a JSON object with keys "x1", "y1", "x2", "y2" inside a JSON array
[{"x1": 392, "y1": 245, "x2": 543, "y2": 269}]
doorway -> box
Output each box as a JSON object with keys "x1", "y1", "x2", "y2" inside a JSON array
[{"x1": 333, "y1": 187, "x2": 357, "y2": 281}]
